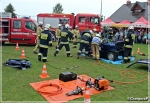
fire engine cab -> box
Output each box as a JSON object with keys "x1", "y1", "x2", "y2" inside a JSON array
[
  {"x1": 37, "y1": 13, "x2": 101, "y2": 33},
  {"x1": 0, "y1": 12, "x2": 38, "y2": 45}
]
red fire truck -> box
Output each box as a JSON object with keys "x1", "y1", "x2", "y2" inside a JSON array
[
  {"x1": 0, "y1": 12, "x2": 38, "y2": 45},
  {"x1": 37, "y1": 13, "x2": 101, "y2": 32}
]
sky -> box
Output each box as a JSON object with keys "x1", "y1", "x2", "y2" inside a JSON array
[{"x1": 0, "y1": 0, "x2": 146, "y2": 20}]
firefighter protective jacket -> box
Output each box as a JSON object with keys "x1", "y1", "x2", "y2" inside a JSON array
[
  {"x1": 36, "y1": 26, "x2": 43, "y2": 37},
  {"x1": 56, "y1": 28, "x2": 61, "y2": 38},
  {"x1": 60, "y1": 28, "x2": 74, "y2": 44},
  {"x1": 39, "y1": 30, "x2": 52, "y2": 48},
  {"x1": 80, "y1": 33, "x2": 92, "y2": 44},
  {"x1": 73, "y1": 29, "x2": 80, "y2": 38},
  {"x1": 124, "y1": 30, "x2": 135, "y2": 48}
]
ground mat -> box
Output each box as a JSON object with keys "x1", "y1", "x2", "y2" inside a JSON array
[
  {"x1": 81, "y1": 54, "x2": 135, "y2": 65},
  {"x1": 30, "y1": 75, "x2": 114, "y2": 103}
]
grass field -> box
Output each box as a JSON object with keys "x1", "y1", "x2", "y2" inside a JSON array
[{"x1": 1, "y1": 42, "x2": 150, "y2": 103}]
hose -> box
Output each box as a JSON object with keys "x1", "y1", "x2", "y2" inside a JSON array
[
  {"x1": 93, "y1": 59, "x2": 148, "y2": 84},
  {"x1": 37, "y1": 83, "x2": 63, "y2": 96}
]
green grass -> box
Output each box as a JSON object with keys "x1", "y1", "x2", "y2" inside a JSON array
[{"x1": 1, "y1": 42, "x2": 149, "y2": 103}]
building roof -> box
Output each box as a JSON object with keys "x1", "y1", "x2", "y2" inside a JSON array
[{"x1": 110, "y1": 1, "x2": 148, "y2": 23}]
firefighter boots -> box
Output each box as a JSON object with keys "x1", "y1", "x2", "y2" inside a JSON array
[
  {"x1": 77, "y1": 53, "x2": 80, "y2": 59},
  {"x1": 67, "y1": 53, "x2": 73, "y2": 57},
  {"x1": 54, "y1": 51, "x2": 59, "y2": 56},
  {"x1": 38, "y1": 55, "x2": 41, "y2": 61}
]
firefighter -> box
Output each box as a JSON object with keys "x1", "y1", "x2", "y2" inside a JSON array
[
  {"x1": 91, "y1": 33, "x2": 101, "y2": 60},
  {"x1": 38, "y1": 24, "x2": 52, "y2": 62},
  {"x1": 72, "y1": 25, "x2": 80, "y2": 48},
  {"x1": 68, "y1": 26, "x2": 74, "y2": 42},
  {"x1": 54, "y1": 24, "x2": 74, "y2": 57},
  {"x1": 92, "y1": 29, "x2": 97, "y2": 37},
  {"x1": 77, "y1": 30, "x2": 93, "y2": 59},
  {"x1": 108, "y1": 28, "x2": 113, "y2": 42},
  {"x1": 56, "y1": 24, "x2": 62, "y2": 48},
  {"x1": 123, "y1": 26, "x2": 135, "y2": 63},
  {"x1": 33, "y1": 21, "x2": 43, "y2": 54}
]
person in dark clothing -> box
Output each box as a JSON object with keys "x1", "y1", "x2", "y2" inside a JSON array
[
  {"x1": 54, "y1": 24, "x2": 74, "y2": 57},
  {"x1": 38, "y1": 24, "x2": 52, "y2": 62},
  {"x1": 77, "y1": 30, "x2": 93, "y2": 59},
  {"x1": 123, "y1": 26, "x2": 135, "y2": 63}
]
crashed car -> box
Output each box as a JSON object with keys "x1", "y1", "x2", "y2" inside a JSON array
[{"x1": 99, "y1": 40, "x2": 124, "y2": 61}]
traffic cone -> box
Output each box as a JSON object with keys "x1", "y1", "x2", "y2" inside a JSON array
[
  {"x1": 15, "y1": 42, "x2": 19, "y2": 50},
  {"x1": 83, "y1": 87, "x2": 91, "y2": 103},
  {"x1": 39, "y1": 63, "x2": 50, "y2": 78},
  {"x1": 137, "y1": 47, "x2": 140, "y2": 54},
  {"x1": 20, "y1": 48, "x2": 26, "y2": 58}
]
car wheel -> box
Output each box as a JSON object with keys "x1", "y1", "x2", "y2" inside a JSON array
[{"x1": 107, "y1": 52, "x2": 115, "y2": 61}]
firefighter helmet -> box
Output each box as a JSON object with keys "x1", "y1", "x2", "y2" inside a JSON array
[
  {"x1": 65, "y1": 24, "x2": 70, "y2": 28},
  {"x1": 129, "y1": 26, "x2": 134, "y2": 30},
  {"x1": 58, "y1": 24, "x2": 62, "y2": 27},
  {"x1": 75, "y1": 25, "x2": 78, "y2": 28},
  {"x1": 89, "y1": 30, "x2": 93, "y2": 34},
  {"x1": 45, "y1": 24, "x2": 51, "y2": 30},
  {"x1": 93, "y1": 29, "x2": 97, "y2": 31},
  {"x1": 38, "y1": 21, "x2": 43, "y2": 25},
  {"x1": 96, "y1": 34, "x2": 100, "y2": 37}
]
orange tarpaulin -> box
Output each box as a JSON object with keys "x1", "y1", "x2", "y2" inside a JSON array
[{"x1": 30, "y1": 75, "x2": 114, "y2": 103}]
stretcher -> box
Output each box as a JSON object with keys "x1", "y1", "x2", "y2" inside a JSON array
[{"x1": 126, "y1": 59, "x2": 150, "y2": 72}]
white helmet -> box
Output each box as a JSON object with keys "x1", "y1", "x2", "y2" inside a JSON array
[
  {"x1": 93, "y1": 29, "x2": 97, "y2": 31},
  {"x1": 45, "y1": 24, "x2": 51, "y2": 30},
  {"x1": 96, "y1": 34, "x2": 100, "y2": 37},
  {"x1": 58, "y1": 24, "x2": 62, "y2": 27},
  {"x1": 89, "y1": 30, "x2": 93, "y2": 34},
  {"x1": 75, "y1": 25, "x2": 78, "y2": 28},
  {"x1": 65, "y1": 24, "x2": 70, "y2": 28},
  {"x1": 129, "y1": 26, "x2": 134, "y2": 30},
  {"x1": 38, "y1": 21, "x2": 43, "y2": 25}
]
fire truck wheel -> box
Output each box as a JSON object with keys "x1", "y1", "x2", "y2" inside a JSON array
[{"x1": 107, "y1": 52, "x2": 115, "y2": 61}]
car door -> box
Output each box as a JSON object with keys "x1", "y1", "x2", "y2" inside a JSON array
[{"x1": 23, "y1": 20, "x2": 37, "y2": 44}]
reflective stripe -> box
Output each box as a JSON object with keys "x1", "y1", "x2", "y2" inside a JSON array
[
  {"x1": 39, "y1": 44, "x2": 48, "y2": 48},
  {"x1": 11, "y1": 32, "x2": 29, "y2": 35},
  {"x1": 124, "y1": 57, "x2": 128, "y2": 59},
  {"x1": 78, "y1": 50, "x2": 81, "y2": 53},
  {"x1": 125, "y1": 39, "x2": 129, "y2": 42},
  {"x1": 80, "y1": 40, "x2": 89, "y2": 44},
  {"x1": 66, "y1": 51, "x2": 70, "y2": 53},
  {"x1": 49, "y1": 41, "x2": 52, "y2": 44},
  {"x1": 38, "y1": 53, "x2": 42, "y2": 55},
  {"x1": 125, "y1": 45, "x2": 132, "y2": 48},
  {"x1": 85, "y1": 51, "x2": 88, "y2": 54},
  {"x1": 84, "y1": 33, "x2": 91, "y2": 37},
  {"x1": 60, "y1": 42, "x2": 69, "y2": 44},
  {"x1": 43, "y1": 57, "x2": 47, "y2": 59}
]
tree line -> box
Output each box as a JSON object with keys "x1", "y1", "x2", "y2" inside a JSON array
[
  {"x1": 4, "y1": 3, "x2": 103, "y2": 21},
  {"x1": 4, "y1": 3, "x2": 64, "y2": 17}
]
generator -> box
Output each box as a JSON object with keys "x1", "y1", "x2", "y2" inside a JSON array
[
  {"x1": 94, "y1": 76, "x2": 111, "y2": 91},
  {"x1": 59, "y1": 72, "x2": 77, "y2": 82}
]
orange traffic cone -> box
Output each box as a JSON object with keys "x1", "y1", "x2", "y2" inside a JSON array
[
  {"x1": 137, "y1": 47, "x2": 140, "y2": 54},
  {"x1": 20, "y1": 48, "x2": 26, "y2": 58},
  {"x1": 15, "y1": 42, "x2": 19, "y2": 50},
  {"x1": 83, "y1": 86, "x2": 91, "y2": 103},
  {"x1": 39, "y1": 63, "x2": 50, "y2": 78}
]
